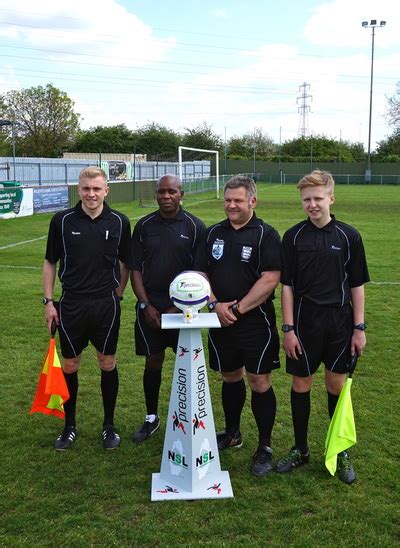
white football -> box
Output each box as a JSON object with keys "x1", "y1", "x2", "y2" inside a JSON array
[{"x1": 169, "y1": 271, "x2": 210, "y2": 311}]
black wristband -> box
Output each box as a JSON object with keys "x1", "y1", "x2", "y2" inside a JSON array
[{"x1": 231, "y1": 303, "x2": 242, "y2": 318}]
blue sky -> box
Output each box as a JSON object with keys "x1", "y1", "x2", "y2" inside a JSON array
[{"x1": 0, "y1": 0, "x2": 399, "y2": 151}]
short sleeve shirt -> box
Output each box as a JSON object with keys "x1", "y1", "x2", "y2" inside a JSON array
[
  {"x1": 45, "y1": 201, "x2": 131, "y2": 295},
  {"x1": 131, "y1": 208, "x2": 206, "y2": 308},
  {"x1": 194, "y1": 213, "x2": 281, "y2": 303},
  {"x1": 281, "y1": 215, "x2": 369, "y2": 306}
]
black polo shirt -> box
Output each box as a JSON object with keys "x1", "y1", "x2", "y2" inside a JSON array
[
  {"x1": 131, "y1": 208, "x2": 206, "y2": 308},
  {"x1": 281, "y1": 215, "x2": 369, "y2": 306},
  {"x1": 45, "y1": 201, "x2": 131, "y2": 295},
  {"x1": 194, "y1": 213, "x2": 281, "y2": 303}
]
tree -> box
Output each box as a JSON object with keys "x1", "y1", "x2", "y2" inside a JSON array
[
  {"x1": 386, "y1": 82, "x2": 400, "y2": 130},
  {"x1": 133, "y1": 122, "x2": 180, "y2": 160},
  {"x1": 227, "y1": 128, "x2": 276, "y2": 159},
  {"x1": 181, "y1": 122, "x2": 222, "y2": 158},
  {"x1": 281, "y1": 135, "x2": 365, "y2": 162},
  {"x1": 0, "y1": 84, "x2": 80, "y2": 157},
  {"x1": 72, "y1": 124, "x2": 135, "y2": 153},
  {"x1": 375, "y1": 131, "x2": 400, "y2": 161}
]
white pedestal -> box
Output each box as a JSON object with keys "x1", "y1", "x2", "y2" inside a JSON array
[{"x1": 151, "y1": 313, "x2": 234, "y2": 501}]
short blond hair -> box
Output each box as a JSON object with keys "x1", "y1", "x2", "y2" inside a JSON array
[
  {"x1": 79, "y1": 166, "x2": 107, "y2": 184},
  {"x1": 297, "y1": 170, "x2": 335, "y2": 193}
]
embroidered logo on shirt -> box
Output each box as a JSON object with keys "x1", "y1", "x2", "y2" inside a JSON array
[
  {"x1": 180, "y1": 234, "x2": 189, "y2": 239},
  {"x1": 241, "y1": 246, "x2": 252, "y2": 261},
  {"x1": 331, "y1": 245, "x2": 341, "y2": 250},
  {"x1": 71, "y1": 231, "x2": 81, "y2": 235},
  {"x1": 212, "y1": 240, "x2": 224, "y2": 260}
]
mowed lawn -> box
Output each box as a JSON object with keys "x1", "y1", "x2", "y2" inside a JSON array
[{"x1": 0, "y1": 183, "x2": 398, "y2": 546}]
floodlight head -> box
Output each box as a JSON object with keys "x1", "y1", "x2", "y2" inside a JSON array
[
  {"x1": 370, "y1": 19, "x2": 377, "y2": 25},
  {"x1": 380, "y1": 21, "x2": 386, "y2": 26},
  {"x1": 362, "y1": 21, "x2": 368, "y2": 27}
]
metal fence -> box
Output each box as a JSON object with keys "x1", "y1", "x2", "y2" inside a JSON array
[{"x1": 0, "y1": 157, "x2": 212, "y2": 186}]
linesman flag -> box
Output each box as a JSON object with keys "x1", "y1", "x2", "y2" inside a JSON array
[
  {"x1": 325, "y1": 354, "x2": 358, "y2": 476},
  {"x1": 30, "y1": 322, "x2": 69, "y2": 419}
]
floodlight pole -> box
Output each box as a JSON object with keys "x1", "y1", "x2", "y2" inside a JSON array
[{"x1": 362, "y1": 19, "x2": 386, "y2": 183}]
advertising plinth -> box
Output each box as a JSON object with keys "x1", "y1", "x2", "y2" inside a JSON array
[{"x1": 151, "y1": 313, "x2": 234, "y2": 501}]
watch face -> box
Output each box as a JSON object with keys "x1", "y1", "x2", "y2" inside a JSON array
[
  {"x1": 282, "y1": 325, "x2": 294, "y2": 333},
  {"x1": 139, "y1": 302, "x2": 148, "y2": 310}
]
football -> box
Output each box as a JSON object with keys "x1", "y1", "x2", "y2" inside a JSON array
[{"x1": 169, "y1": 271, "x2": 210, "y2": 312}]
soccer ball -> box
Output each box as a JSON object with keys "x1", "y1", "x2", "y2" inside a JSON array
[{"x1": 169, "y1": 271, "x2": 210, "y2": 313}]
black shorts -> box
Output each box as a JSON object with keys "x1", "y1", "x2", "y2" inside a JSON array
[
  {"x1": 208, "y1": 305, "x2": 280, "y2": 375},
  {"x1": 57, "y1": 292, "x2": 121, "y2": 359},
  {"x1": 135, "y1": 305, "x2": 179, "y2": 356},
  {"x1": 286, "y1": 298, "x2": 353, "y2": 377}
]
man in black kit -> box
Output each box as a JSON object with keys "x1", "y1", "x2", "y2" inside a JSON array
[
  {"x1": 43, "y1": 167, "x2": 131, "y2": 451},
  {"x1": 131, "y1": 174, "x2": 205, "y2": 442},
  {"x1": 194, "y1": 175, "x2": 281, "y2": 477},
  {"x1": 275, "y1": 170, "x2": 369, "y2": 484}
]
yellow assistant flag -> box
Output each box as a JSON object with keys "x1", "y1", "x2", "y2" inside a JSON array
[
  {"x1": 30, "y1": 337, "x2": 69, "y2": 420},
  {"x1": 325, "y1": 378, "x2": 357, "y2": 475}
]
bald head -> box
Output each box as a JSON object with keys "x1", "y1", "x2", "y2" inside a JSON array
[
  {"x1": 156, "y1": 174, "x2": 182, "y2": 190},
  {"x1": 156, "y1": 174, "x2": 184, "y2": 218}
]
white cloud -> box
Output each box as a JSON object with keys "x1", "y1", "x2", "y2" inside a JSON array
[
  {"x1": 304, "y1": 0, "x2": 400, "y2": 48},
  {"x1": 0, "y1": 0, "x2": 176, "y2": 67}
]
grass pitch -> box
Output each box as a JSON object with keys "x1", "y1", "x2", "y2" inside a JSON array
[{"x1": 0, "y1": 183, "x2": 399, "y2": 546}]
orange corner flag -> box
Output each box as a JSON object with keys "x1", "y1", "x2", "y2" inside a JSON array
[{"x1": 30, "y1": 335, "x2": 69, "y2": 419}]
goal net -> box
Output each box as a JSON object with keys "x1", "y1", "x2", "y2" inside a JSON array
[{"x1": 178, "y1": 146, "x2": 220, "y2": 199}]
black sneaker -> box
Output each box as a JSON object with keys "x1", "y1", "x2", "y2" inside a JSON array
[
  {"x1": 217, "y1": 431, "x2": 243, "y2": 451},
  {"x1": 54, "y1": 425, "x2": 77, "y2": 451},
  {"x1": 132, "y1": 415, "x2": 160, "y2": 443},
  {"x1": 275, "y1": 447, "x2": 310, "y2": 473},
  {"x1": 337, "y1": 451, "x2": 356, "y2": 484},
  {"x1": 102, "y1": 425, "x2": 121, "y2": 450},
  {"x1": 252, "y1": 445, "x2": 273, "y2": 476}
]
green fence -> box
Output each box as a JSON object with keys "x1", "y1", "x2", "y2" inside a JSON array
[{"x1": 220, "y1": 160, "x2": 400, "y2": 184}]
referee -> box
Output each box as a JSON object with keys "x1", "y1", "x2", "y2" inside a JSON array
[
  {"x1": 275, "y1": 170, "x2": 369, "y2": 483},
  {"x1": 194, "y1": 175, "x2": 281, "y2": 477},
  {"x1": 43, "y1": 167, "x2": 131, "y2": 451},
  {"x1": 131, "y1": 174, "x2": 205, "y2": 442}
]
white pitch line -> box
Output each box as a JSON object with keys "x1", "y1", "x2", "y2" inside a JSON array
[
  {"x1": 0, "y1": 262, "x2": 398, "y2": 285},
  {"x1": 369, "y1": 281, "x2": 400, "y2": 285},
  {"x1": 0, "y1": 236, "x2": 46, "y2": 250},
  {"x1": 0, "y1": 264, "x2": 41, "y2": 269}
]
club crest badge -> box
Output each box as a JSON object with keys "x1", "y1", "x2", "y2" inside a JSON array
[
  {"x1": 241, "y1": 246, "x2": 252, "y2": 261},
  {"x1": 212, "y1": 240, "x2": 224, "y2": 260}
]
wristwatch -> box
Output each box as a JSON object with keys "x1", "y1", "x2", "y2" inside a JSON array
[
  {"x1": 42, "y1": 297, "x2": 54, "y2": 305},
  {"x1": 353, "y1": 323, "x2": 367, "y2": 331},
  {"x1": 282, "y1": 324, "x2": 295, "y2": 333},
  {"x1": 139, "y1": 302, "x2": 149, "y2": 310},
  {"x1": 230, "y1": 303, "x2": 242, "y2": 318},
  {"x1": 207, "y1": 300, "x2": 218, "y2": 312}
]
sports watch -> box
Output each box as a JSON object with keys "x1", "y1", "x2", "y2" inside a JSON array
[
  {"x1": 282, "y1": 324, "x2": 295, "y2": 333},
  {"x1": 42, "y1": 297, "x2": 54, "y2": 305},
  {"x1": 139, "y1": 302, "x2": 149, "y2": 310},
  {"x1": 207, "y1": 300, "x2": 218, "y2": 312},
  {"x1": 230, "y1": 303, "x2": 242, "y2": 318},
  {"x1": 353, "y1": 323, "x2": 367, "y2": 331}
]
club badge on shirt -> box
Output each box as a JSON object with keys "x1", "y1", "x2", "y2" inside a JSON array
[
  {"x1": 241, "y1": 246, "x2": 252, "y2": 261},
  {"x1": 212, "y1": 240, "x2": 224, "y2": 260}
]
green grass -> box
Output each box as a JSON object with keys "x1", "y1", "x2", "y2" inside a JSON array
[{"x1": 1, "y1": 183, "x2": 399, "y2": 546}]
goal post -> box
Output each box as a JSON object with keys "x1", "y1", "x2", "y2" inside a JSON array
[{"x1": 178, "y1": 146, "x2": 220, "y2": 199}]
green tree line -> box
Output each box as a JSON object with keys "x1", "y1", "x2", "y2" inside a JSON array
[{"x1": 1, "y1": 83, "x2": 400, "y2": 162}]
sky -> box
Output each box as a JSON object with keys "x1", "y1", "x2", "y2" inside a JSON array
[{"x1": 0, "y1": 0, "x2": 399, "y2": 151}]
